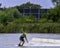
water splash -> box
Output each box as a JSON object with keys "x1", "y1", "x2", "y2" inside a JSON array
[{"x1": 24, "y1": 38, "x2": 60, "y2": 46}]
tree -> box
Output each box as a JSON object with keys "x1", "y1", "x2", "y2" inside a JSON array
[
  {"x1": 47, "y1": 4, "x2": 60, "y2": 22},
  {"x1": 16, "y1": 2, "x2": 41, "y2": 9},
  {"x1": 52, "y1": 0, "x2": 60, "y2": 6},
  {"x1": 0, "y1": 8, "x2": 23, "y2": 25}
]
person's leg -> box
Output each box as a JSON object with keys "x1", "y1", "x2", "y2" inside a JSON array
[
  {"x1": 20, "y1": 40, "x2": 22, "y2": 45},
  {"x1": 18, "y1": 40, "x2": 22, "y2": 46},
  {"x1": 21, "y1": 39, "x2": 25, "y2": 46}
]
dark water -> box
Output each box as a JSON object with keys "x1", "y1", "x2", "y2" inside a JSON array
[{"x1": 0, "y1": 33, "x2": 60, "y2": 48}]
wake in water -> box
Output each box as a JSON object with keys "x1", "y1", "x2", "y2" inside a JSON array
[{"x1": 23, "y1": 38, "x2": 60, "y2": 46}]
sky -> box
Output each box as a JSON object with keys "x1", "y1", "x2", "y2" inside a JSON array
[{"x1": 0, "y1": 0, "x2": 55, "y2": 9}]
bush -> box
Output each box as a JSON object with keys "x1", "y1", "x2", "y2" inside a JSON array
[{"x1": 38, "y1": 18, "x2": 47, "y2": 23}]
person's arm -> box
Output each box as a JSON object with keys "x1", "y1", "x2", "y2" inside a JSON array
[{"x1": 25, "y1": 36, "x2": 28, "y2": 43}]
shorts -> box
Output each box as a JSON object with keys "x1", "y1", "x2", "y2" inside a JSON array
[{"x1": 20, "y1": 37, "x2": 24, "y2": 41}]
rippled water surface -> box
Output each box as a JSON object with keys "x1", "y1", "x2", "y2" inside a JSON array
[{"x1": 0, "y1": 33, "x2": 60, "y2": 48}]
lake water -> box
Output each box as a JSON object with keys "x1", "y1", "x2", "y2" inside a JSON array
[{"x1": 0, "y1": 33, "x2": 60, "y2": 48}]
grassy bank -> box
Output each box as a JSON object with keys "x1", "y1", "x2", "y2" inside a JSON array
[{"x1": 0, "y1": 23, "x2": 60, "y2": 33}]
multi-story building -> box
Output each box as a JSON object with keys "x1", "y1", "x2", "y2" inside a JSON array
[{"x1": 18, "y1": 8, "x2": 49, "y2": 19}]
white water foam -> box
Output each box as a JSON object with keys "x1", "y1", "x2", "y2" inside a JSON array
[
  {"x1": 23, "y1": 38, "x2": 60, "y2": 46},
  {"x1": 32, "y1": 38, "x2": 60, "y2": 43}
]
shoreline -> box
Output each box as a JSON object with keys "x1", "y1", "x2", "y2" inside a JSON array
[{"x1": 0, "y1": 33, "x2": 60, "y2": 35}]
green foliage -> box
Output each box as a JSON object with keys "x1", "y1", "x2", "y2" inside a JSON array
[
  {"x1": 0, "y1": 23, "x2": 4, "y2": 33},
  {"x1": 41, "y1": 13, "x2": 48, "y2": 18},
  {"x1": 13, "y1": 18, "x2": 26, "y2": 23},
  {"x1": 0, "y1": 22, "x2": 60, "y2": 33},
  {"x1": 47, "y1": 20, "x2": 53, "y2": 23},
  {"x1": 38, "y1": 18, "x2": 47, "y2": 23},
  {"x1": 3, "y1": 22, "x2": 22, "y2": 33},
  {"x1": 47, "y1": 4, "x2": 60, "y2": 22},
  {"x1": 0, "y1": 8, "x2": 23, "y2": 25},
  {"x1": 0, "y1": 2, "x2": 60, "y2": 33},
  {"x1": 57, "y1": 19, "x2": 60, "y2": 23}
]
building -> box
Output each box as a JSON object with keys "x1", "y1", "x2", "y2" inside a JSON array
[{"x1": 18, "y1": 8, "x2": 49, "y2": 19}]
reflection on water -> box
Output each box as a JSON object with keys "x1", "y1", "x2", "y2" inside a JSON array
[{"x1": 0, "y1": 33, "x2": 60, "y2": 48}]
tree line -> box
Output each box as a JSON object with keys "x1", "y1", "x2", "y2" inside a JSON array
[{"x1": 0, "y1": 2, "x2": 60, "y2": 33}]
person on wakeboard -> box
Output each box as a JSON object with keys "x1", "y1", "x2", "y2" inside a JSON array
[{"x1": 18, "y1": 31, "x2": 28, "y2": 46}]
